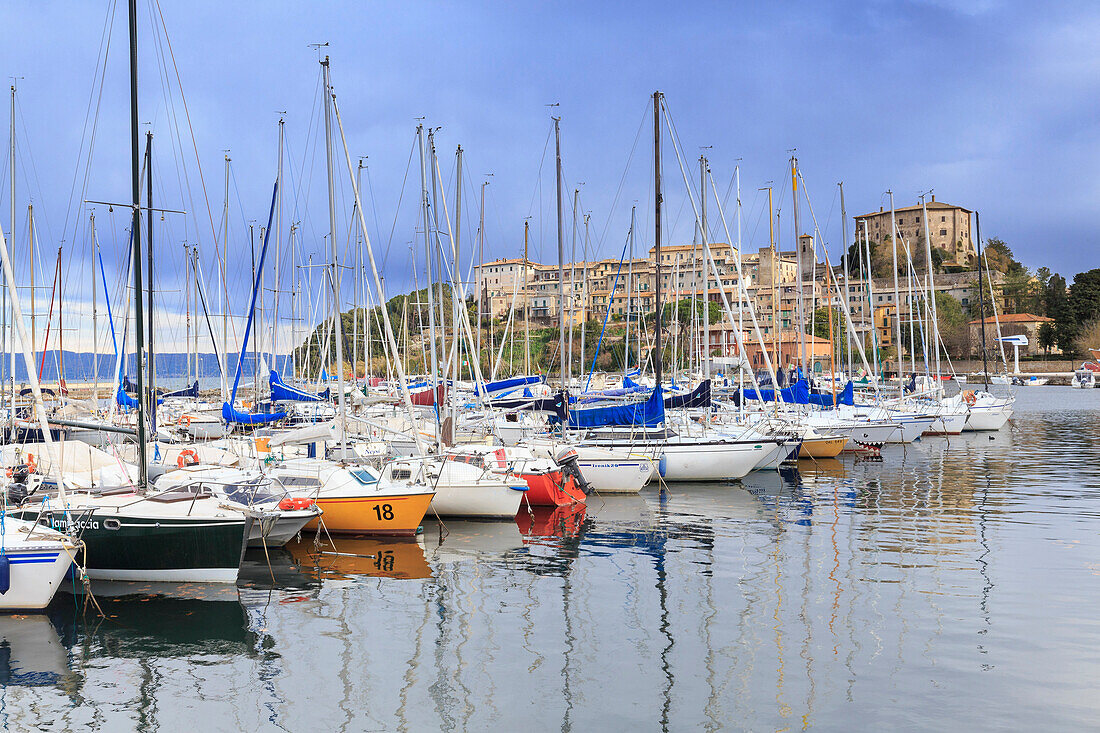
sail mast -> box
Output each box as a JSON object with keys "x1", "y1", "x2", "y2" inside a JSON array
[
  {"x1": 975, "y1": 211, "x2": 990, "y2": 390},
  {"x1": 274, "y1": 117, "x2": 284, "y2": 374},
  {"x1": 144, "y1": 131, "x2": 156, "y2": 433},
  {"x1": 653, "y1": 91, "x2": 663, "y2": 389},
  {"x1": 554, "y1": 117, "x2": 565, "y2": 390},
  {"x1": 791, "y1": 156, "x2": 805, "y2": 376},
  {"x1": 91, "y1": 212, "x2": 99, "y2": 409},
  {"x1": 320, "y1": 56, "x2": 347, "y2": 451},
  {"x1": 888, "y1": 190, "x2": 903, "y2": 398},
  {"x1": 29, "y1": 204, "x2": 35, "y2": 369},
  {"x1": 128, "y1": 0, "x2": 148, "y2": 487},
  {"x1": 523, "y1": 219, "x2": 530, "y2": 376},
  {"x1": 700, "y1": 156, "x2": 709, "y2": 377},
  {"x1": 6, "y1": 83, "x2": 13, "y2": 419},
  {"x1": 221, "y1": 153, "x2": 230, "y2": 401},
  {"x1": 839, "y1": 181, "x2": 851, "y2": 377}
]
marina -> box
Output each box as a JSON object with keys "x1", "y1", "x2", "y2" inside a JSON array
[
  {"x1": 0, "y1": 388, "x2": 1092, "y2": 728},
  {"x1": 0, "y1": 1, "x2": 1098, "y2": 730}
]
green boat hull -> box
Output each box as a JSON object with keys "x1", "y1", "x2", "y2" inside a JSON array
[{"x1": 14, "y1": 508, "x2": 250, "y2": 583}]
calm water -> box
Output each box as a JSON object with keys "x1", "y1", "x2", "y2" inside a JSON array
[{"x1": 0, "y1": 387, "x2": 1098, "y2": 731}]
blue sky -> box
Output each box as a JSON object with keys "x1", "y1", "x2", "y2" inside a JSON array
[{"x1": 0, "y1": 0, "x2": 1097, "y2": 350}]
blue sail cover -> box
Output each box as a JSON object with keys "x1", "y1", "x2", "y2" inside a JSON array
[
  {"x1": 665, "y1": 380, "x2": 711, "y2": 409},
  {"x1": 738, "y1": 379, "x2": 854, "y2": 407},
  {"x1": 476, "y1": 375, "x2": 543, "y2": 396},
  {"x1": 163, "y1": 381, "x2": 199, "y2": 398},
  {"x1": 808, "y1": 380, "x2": 854, "y2": 407},
  {"x1": 116, "y1": 386, "x2": 164, "y2": 409},
  {"x1": 270, "y1": 370, "x2": 325, "y2": 402},
  {"x1": 739, "y1": 379, "x2": 811, "y2": 404},
  {"x1": 566, "y1": 386, "x2": 664, "y2": 429},
  {"x1": 222, "y1": 402, "x2": 287, "y2": 425}
]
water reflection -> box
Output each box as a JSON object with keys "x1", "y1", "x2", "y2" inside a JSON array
[{"x1": 0, "y1": 388, "x2": 1095, "y2": 729}]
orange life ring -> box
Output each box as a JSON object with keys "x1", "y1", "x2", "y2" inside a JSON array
[
  {"x1": 177, "y1": 449, "x2": 200, "y2": 468},
  {"x1": 178, "y1": 414, "x2": 193, "y2": 427},
  {"x1": 26, "y1": 453, "x2": 36, "y2": 473},
  {"x1": 963, "y1": 391, "x2": 977, "y2": 405}
]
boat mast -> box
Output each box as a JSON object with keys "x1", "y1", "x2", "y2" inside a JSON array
[
  {"x1": 975, "y1": 211, "x2": 990, "y2": 390},
  {"x1": 554, "y1": 116, "x2": 565, "y2": 390},
  {"x1": 183, "y1": 241, "x2": 191, "y2": 383},
  {"x1": 144, "y1": 131, "x2": 157, "y2": 433},
  {"x1": 653, "y1": 91, "x2": 663, "y2": 389},
  {"x1": 6, "y1": 83, "x2": 13, "y2": 421},
  {"x1": 221, "y1": 153, "x2": 230, "y2": 401},
  {"x1": 353, "y1": 157, "x2": 363, "y2": 381},
  {"x1": 523, "y1": 219, "x2": 530, "y2": 376},
  {"x1": 127, "y1": 0, "x2": 148, "y2": 487},
  {"x1": 91, "y1": 212, "x2": 99, "y2": 409},
  {"x1": 700, "y1": 156, "x2": 709, "y2": 378},
  {"x1": 790, "y1": 156, "x2": 805, "y2": 376},
  {"x1": 417, "y1": 125, "x2": 441, "y2": 449},
  {"x1": 839, "y1": 181, "x2": 851, "y2": 377},
  {"x1": 477, "y1": 179, "x2": 487, "y2": 374},
  {"x1": 888, "y1": 190, "x2": 903, "y2": 398},
  {"x1": 274, "y1": 117, "x2": 284, "y2": 376},
  {"x1": 321, "y1": 56, "x2": 347, "y2": 451},
  {"x1": 453, "y1": 144, "x2": 462, "y2": 425},
  {"x1": 29, "y1": 204, "x2": 35, "y2": 369},
  {"x1": 581, "y1": 212, "x2": 589, "y2": 383},
  {"x1": 919, "y1": 192, "x2": 941, "y2": 381},
  {"x1": 568, "y1": 187, "x2": 578, "y2": 386},
  {"x1": 627, "y1": 205, "x2": 635, "y2": 373}
]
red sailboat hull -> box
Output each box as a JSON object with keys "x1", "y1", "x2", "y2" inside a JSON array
[{"x1": 517, "y1": 469, "x2": 586, "y2": 507}]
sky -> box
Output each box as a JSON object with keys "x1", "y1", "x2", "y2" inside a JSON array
[{"x1": 0, "y1": 0, "x2": 1097, "y2": 354}]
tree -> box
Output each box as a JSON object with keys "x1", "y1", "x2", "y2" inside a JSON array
[
  {"x1": 933, "y1": 292, "x2": 968, "y2": 358},
  {"x1": 1068, "y1": 268, "x2": 1100, "y2": 325},
  {"x1": 1037, "y1": 322, "x2": 1056, "y2": 355},
  {"x1": 1076, "y1": 319, "x2": 1100, "y2": 355},
  {"x1": 983, "y1": 237, "x2": 1027, "y2": 277}
]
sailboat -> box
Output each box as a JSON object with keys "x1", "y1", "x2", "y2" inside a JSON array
[{"x1": 7, "y1": 0, "x2": 251, "y2": 583}]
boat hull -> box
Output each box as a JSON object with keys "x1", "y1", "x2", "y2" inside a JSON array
[
  {"x1": 798, "y1": 436, "x2": 848, "y2": 459},
  {"x1": 429, "y1": 483, "x2": 526, "y2": 519},
  {"x1": 248, "y1": 509, "x2": 320, "y2": 548},
  {"x1": 0, "y1": 545, "x2": 75, "y2": 610},
  {"x1": 518, "y1": 470, "x2": 585, "y2": 507},
  {"x1": 15, "y1": 509, "x2": 248, "y2": 583},
  {"x1": 622, "y1": 440, "x2": 777, "y2": 481},
  {"x1": 925, "y1": 411, "x2": 967, "y2": 436},
  {"x1": 306, "y1": 492, "x2": 434, "y2": 536},
  {"x1": 963, "y1": 405, "x2": 1012, "y2": 431}
]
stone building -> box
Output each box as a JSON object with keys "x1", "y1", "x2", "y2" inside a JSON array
[{"x1": 853, "y1": 196, "x2": 975, "y2": 267}]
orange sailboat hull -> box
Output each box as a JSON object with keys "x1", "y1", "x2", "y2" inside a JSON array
[
  {"x1": 305, "y1": 492, "x2": 434, "y2": 536},
  {"x1": 517, "y1": 470, "x2": 586, "y2": 507}
]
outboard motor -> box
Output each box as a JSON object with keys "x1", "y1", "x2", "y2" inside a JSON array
[
  {"x1": 5, "y1": 464, "x2": 32, "y2": 505},
  {"x1": 555, "y1": 448, "x2": 593, "y2": 496}
]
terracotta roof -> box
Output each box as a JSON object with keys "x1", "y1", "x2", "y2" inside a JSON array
[{"x1": 967, "y1": 313, "x2": 1053, "y2": 325}]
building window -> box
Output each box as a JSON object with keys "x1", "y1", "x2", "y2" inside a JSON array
[
  {"x1": 941, "y1": 216, "x2": 946, "y2": 222},
  {"x1": 940, "y1": 229, "x2": 947, "y2": 236}
]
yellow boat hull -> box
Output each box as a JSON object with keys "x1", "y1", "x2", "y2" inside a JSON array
[
  {"x1": 797, "y1": 437, "x2": 848, "y2": 459},
  {"x1": 306, "y1": 492, "x2": 434, "y2": 536}
]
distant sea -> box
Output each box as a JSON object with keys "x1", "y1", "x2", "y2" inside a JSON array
[{"x1": 2, "y1": 351, "x2": 293, "y2": 388}]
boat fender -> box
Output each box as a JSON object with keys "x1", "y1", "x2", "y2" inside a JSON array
[
  {"x1": 0, "y1": 556, "x2": 9, "y2": 595},
  {"x1": 658, "y1": 454, "x2": 667, "y2": 478}
]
